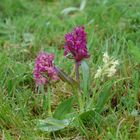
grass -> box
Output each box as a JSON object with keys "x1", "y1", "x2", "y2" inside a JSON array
[{"x1": 0, "y1": 0, "x2": 140, "y2": 139}]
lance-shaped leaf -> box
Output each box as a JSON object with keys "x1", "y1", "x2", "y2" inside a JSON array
[
  {"x1": 81, "y1": 60, "x2": 89, "y2": 97},
  {"x1": 61, "y1": 7, "x2": 79, "y2": 15},
  {"x1": 37, "y1": 118, "x2": 71, "y2": 132},
  {"x1": 80, "y1": 0, "x2": 87, "y2": 11},
  {"x1": 55, "y1": 67, "x2": 79, "y2": 87},
  {"x1": 95, "y1": 82, "x2": 113, "y2": 113},
  {"x1": 53, "y1": 97, "x2": 74, "y2": 120}
]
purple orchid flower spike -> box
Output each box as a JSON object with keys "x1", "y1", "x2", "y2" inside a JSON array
[
  {"x1": 33, "y1": 52, "x2": 59, "y2": 86},
  {"x1": 64, "y1": 26, "x2": 90, "y2": 63},
  {"x1": 64, "y1": 26, "x2": 90, "y2": 82}
]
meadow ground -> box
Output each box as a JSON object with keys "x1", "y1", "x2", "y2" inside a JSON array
[{"x1": 0, "y1": 0, "x2": 140, "y2": 139}]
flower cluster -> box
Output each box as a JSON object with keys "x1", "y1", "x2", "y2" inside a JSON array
[
  {"x1": 64, "y1": 26, "x2": 90, "y2": 63},
  {"x1": 94, "y1": 52, "x2": 119, "y2": 79},
  {"x1": 33, "y1": 52, "x2": 59, "y2": 86}
]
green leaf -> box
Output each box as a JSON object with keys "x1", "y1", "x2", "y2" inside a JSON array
[
  {"x1": 79, "y1": 109, "x2": 95, "y2": 122},
  {"x1": 128, "y1": 40, "x2": 140, "y2": 63},
  {"x1": 80, "y1": 0, "x2": 87, "y2": 11},
  {"x1": 61, "y1": 7, "x2": 79, "y2": 15},
  {"x1": 55, "y1": 67, "x2": 79, "y2": 88},
  {"x1": 81, "y1": 61, "x2": 89, "y2": 98},
  {"x1": 95, "y1": 82, "x2": 112, "y2": 113},
  {"x1": 53, "y1": 97, "x2": 74, "y2": 120},
  {"x1": 43, "y1": 94, "x2": 47, "y2": 110},
  {"x1": 7, "y1": 79, "x2": 14, "y2": 95},
  {"x1": 78, "y1": 109, "x2": 102, "y2": 125},
  {"x1": 37, "y1": 118, "x2": 71, "y2": 132}
]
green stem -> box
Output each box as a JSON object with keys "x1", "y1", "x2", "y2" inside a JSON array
[
  {"x1": 40, "y1": 85, "x2": 47, "y2": 111},
  {"x1": 75, "y1": 62, "x2": 84, "y2": 112},
  {"x1": 78, "y1": 91, "x2": 84, "y2": 113},
  {"x1": 88, "y1": 80, "x2": 100, "y2": 109},
  {"x1": 47, "y1": 86, "x2": 52, "y2": 117},
  {"x1": 75, "y1": 63, "x2": 80, "y2": 83},
  {"x1": 73, "y1": 87, "x2": 84, "y2": 113}
]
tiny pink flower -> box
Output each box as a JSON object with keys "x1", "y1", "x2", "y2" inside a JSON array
[
  {"x1": 64, "y1": 26, "x2": 90, "y2": 63},
  {"x1": 33, "y1": 52, "x2": 59, "y2": 86}
]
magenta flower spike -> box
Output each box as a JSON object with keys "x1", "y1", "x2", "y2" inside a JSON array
[
  {"x1": 33, "y1": 52, "x2": 59, "y2": 86},
  {"x1": 64, "y1": 26, "x2": 90, "y2": 63}
]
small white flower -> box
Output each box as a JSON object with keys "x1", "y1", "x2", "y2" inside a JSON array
[
  {"x1": 94, "y1": 67, "x2": 102, "y2": 78},
  {"x1": 107, "y1": 66, "x2": 117, "y2": 77},
  {"x1": 103, "y1": 52, "x2": 109, "y2": 63},
  {"x1": 113, "y1": 60, "x2": 119, "y2": 66},
  {"x1": 94, "y1": 52, "x2": 119, "y2": 79}
]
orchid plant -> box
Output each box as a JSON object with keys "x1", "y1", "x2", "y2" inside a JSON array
[
  {"x1": 33, "y1": 26, "x2": 119, "y2": 134},
  {"x1": 34, "y1": 26, "x2": 90, "y2": 113}
]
